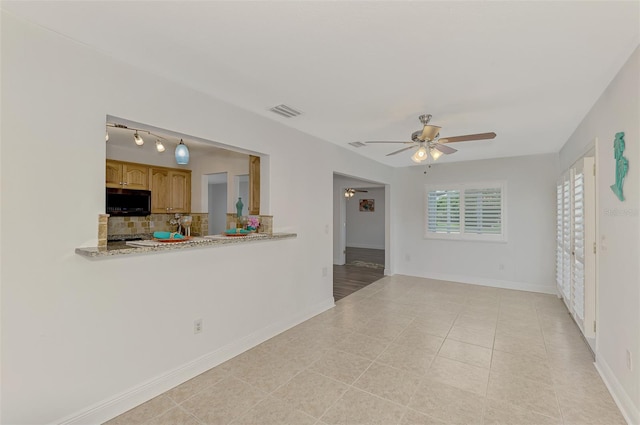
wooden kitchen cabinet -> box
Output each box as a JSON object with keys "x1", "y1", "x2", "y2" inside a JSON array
[
  {"x1": 249, "y1": 155, "x2": 260, "y2": 215},
  {"x1": 149, "y1": 167, "x2": 191, "y2": 213},
  {"x1": 105, "y1": 160, "x2": 149, "y2": 190}
]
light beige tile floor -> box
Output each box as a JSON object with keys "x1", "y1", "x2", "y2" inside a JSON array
[{"x1": 104, "y1": 275, "x2": 626, "y2": 425}]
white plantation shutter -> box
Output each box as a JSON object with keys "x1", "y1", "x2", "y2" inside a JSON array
[
  {"x1": 556, "y1": 157, "x2": 595, "y2": 340},
  {"x1": 425, "y1": 182, "x2": 505, "y2": 241},
  {"x1": 572, "y1": 171, "x2": 585, "y2": 322},
  {"x1": 561, "y1": 176, "x2": 572, "y2": 302},
  {"x1": 556, "y1": 182, "x2": 564, "y2": 293},
  {"x1": 427, "y1": 190, "x2": 460, "y2": 233},
  {"x1": 464, "y1": 187, "x2": 502, "y2": 235}
]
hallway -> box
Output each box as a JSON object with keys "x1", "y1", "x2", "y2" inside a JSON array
[{"x1": 333, "y1": 247, "x2": 385, "y2": 301}]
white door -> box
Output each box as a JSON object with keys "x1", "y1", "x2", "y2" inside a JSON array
[
  {"x1": 556, "y1": 158, "x2": 596, "y2": 339},
  {"x1": 572, "y1": 157, "x2": 596, "y2": 337}
]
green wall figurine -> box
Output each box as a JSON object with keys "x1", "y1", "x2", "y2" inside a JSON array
[{"x1": 610, "y1": 132, "x2": 628, "y2": 202}]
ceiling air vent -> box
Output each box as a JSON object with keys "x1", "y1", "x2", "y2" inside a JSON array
[
  {"x1": 348, "y1": 141, "x2": 366, "y2": 148},
  {"x1": 269, "y1": 104, "x2": 302, "y2": 118}
]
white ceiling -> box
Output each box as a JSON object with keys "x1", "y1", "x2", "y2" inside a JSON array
[{"x1": 4, "y1": 1, "x2": 639, "y2": 167}]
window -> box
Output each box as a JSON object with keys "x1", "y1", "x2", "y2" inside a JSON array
[{"x1": 425, "y1": 182, "x2": 506, "y2": 241}]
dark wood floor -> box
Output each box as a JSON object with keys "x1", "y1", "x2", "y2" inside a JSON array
[{"x1": 333, "y1": 247, "x2": 385, "y2": 301}]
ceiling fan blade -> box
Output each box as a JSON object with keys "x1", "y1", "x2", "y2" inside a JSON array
[
  {"x1": 434, "y1": 144, "x2": 457, "y2": 154},
  {"x1": 365, "y1": 141, "x2": 413, "y2": 144},
  {"x1": 386, "y1": 146, "x2": 415, "y2": 156},
  {"x1": 439, "y1": 132, "x2": 496, "y2": 144},
  {"x1": 354, "y1": 189, "x2": 369, "y2": 193}
]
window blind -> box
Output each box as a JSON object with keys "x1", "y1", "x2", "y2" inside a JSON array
[
  {"x1": 425, "y1": 182, "x2": 505, "y2": 241},
  {"x1": 426, "y1": 190, "x2": 460, "y2": 233},
  {"x1": 464, "y1": 187, "x2": 502, "y2": 234}
]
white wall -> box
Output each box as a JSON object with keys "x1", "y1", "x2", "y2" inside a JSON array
[
  {"x1": 346, "y1": 187, "x2": 385, "y2": 250},
  {"x1": 559, "y1": 46, "x2": 640, "y2": 424},
  {"x1": 0, "y1": 12, "x2": 394, "y2": 424},
  {"x1": 393, "y1": 154, "x2": 559, "y2": 294}
]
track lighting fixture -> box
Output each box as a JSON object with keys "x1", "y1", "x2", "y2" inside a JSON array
[
  {"x1": 175, "y1": 139, "x2": 190, "y2": 165},
  {"x1": 133, "y1": 131, "x2": 144, "y2": 146},
  {"x1": 106, "y1": 123, "x2": 195, "y2": 165}
]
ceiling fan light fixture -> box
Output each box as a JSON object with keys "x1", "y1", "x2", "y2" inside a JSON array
[
  {"x1": 430, "y1": 147, "x2": 443, "y2": 161},
  {"x1": 411, "y1": 150, "x2": 424, "y2": 163}
]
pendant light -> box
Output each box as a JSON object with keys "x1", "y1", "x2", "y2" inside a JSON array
[
  {"x1": 155, "y1": 139, "x2": 165, "y2": 152},
  {"x1": 133, "y1": 131, "x2": 144, "y2": 146},
  {"x1": 175, "y1": 139, "x2": 189, "y2": 164}
]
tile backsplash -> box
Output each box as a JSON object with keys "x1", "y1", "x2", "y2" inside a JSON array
[{"x1": 108, "y1": 213, "x2": 209, "y2": 238}]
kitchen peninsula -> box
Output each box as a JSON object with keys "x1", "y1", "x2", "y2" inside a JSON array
[{"x1": 76, "y1": 232, "x2": 297, "y2": 258}]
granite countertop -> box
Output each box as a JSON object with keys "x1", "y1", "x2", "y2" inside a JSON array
[{"x1": 76, "y1": 233, "x2": 297, "y2": 258}]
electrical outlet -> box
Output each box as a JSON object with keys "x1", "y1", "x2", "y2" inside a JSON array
[
  {"x1": 324, "y1": 224, "x2": 329, "y2": 235},
  {"x1": 627, "y1": 349, "x2": 633, "y2": 371},
  {"x1": 194, "y1": 319, "x2": 203, "y2": 334},
  {"x1": 149, "y1": 222, "x2": 154, "y2": 228},
  {"x1": 405, "y1": 254, "x2": 411, "y2": 262},
  {"x1": 322, "y1": 267, "x2": 328, "y2": 277},
  {"x1": 499, "y1": 263, "x2": 505, "y2": 270}
]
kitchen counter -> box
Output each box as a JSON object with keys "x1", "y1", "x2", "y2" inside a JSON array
[{"x1": 75, "y1": 233, "x2": 297, "y2": 258}]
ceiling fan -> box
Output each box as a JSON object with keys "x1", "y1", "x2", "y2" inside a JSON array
[
  {"x1": 344, "y1": 188, "x2": 368, "y2": 198},
  {"x1": 365, "y1": 114, "x2": 496, "y2": 163}
]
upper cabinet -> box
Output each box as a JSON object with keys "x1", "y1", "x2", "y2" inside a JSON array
[
  {"x1": 107, "y1": 159, "x2": 191, "y2": 213},
  {"x1": 105, "y1": 160, "x2": 149, "y2": 190},
  {"x1": 149, "y1": 167, "x2": 191, "y2": 213},
  {"x1": 249, "y1": 155, "x2": 260, "y2": 215}
]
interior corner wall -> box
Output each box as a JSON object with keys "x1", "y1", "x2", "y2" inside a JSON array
[
  {"x1": 559, "y1": 45, "x2": 640, "y2": 424},
  {"x1": 0, "y1": 12, "x2": 394, "y2": 424},
  {"x1": 346, "y1": 187, "x2": 385, "y2": 250},
  {"x1": 394, "y1": 153, "x2": 559, "y2": 294}
]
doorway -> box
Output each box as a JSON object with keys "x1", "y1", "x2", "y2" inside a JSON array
[
  {"x1": 333, "y1": 173, "x2": 388, "y2": 301},
  {"x1": 207, "y1": 173, "x2": 228, "y2": 235}
]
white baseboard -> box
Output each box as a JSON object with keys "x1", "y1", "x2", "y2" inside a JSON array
[
  {"x1": 55, "y1": 297, "x2": 335, "y2": 425},
  {"x1": 346, "y1": 243, "x2": 385, "y2": 250},
  {"x1": 595, "y1": 355, "x2": 640, "y2": 425},
  {"x1": 400, "y1": 270, "x2": 557, "y2": 294}
]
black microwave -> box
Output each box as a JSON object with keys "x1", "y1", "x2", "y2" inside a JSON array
[{"x1": 106, "y1": 188, "x2": 151, "y2": 216}]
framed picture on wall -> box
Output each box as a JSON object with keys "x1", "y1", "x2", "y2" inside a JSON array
[{"x1": 359, "y1": 199, "x2": 375, "y2": 212}]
